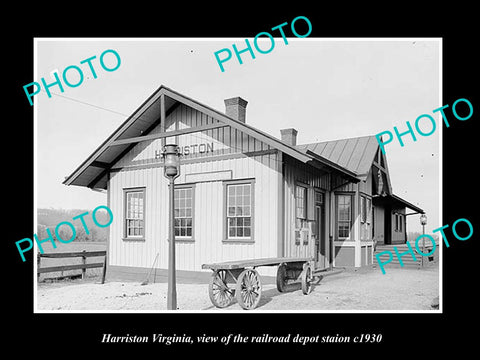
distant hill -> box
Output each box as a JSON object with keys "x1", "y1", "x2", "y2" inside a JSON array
[{"x1": 37, "y1": 208, "x2": 110, "y2": 242}]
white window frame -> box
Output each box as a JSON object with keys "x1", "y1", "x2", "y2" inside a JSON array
[
  {"x1": 174, "y1": 184, "x2": 195, "y2": 241},
  {"x1": 295, "y1": 184, "x2": 308, "y2": 245},
  {"x1": 223, "y1": 179, "x2": 255, "y2": 242},
  {"x1": 123, "y1": 187, "x2": 146, "y2": 241},
  {"x1": 337, "y1": 193, "x2": 353, "y2": 240}
]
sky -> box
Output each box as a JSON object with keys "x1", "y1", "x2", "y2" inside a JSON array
[{"x1": 35, "y1": 38, "x2": 440, "y2": 233}]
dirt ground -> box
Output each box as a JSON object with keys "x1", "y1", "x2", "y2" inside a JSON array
[{"x1": 36, "y1": 265, "x2": 439, "y2": 312}]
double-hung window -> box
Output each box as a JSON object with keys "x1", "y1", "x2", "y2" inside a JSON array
[
  {"x1": 174, "y1": 186, "x2": 194, "y2": 239},
  {"x1": 337, "y1": 194, "x2": 352, "y2": 239},
  {"x1": 226, "y1": 181, "x2": 253, "y2": 240},
  {"x1": 295, "y1": 185, "x2": 307, "y2": 244},
  {"x1": 360, "y1": 194, "x2": 372, "y2": 240},
  {"x1": 124, "y1": 188, "x2": 145, "y2": 239},
  {"x1": 367, "y1": 197, "x2": 372, "y2": 238},
  {"x1": 361, "y1": 196, "x2": 367, "y2": 223},
  {"x1": 367, "y1": 198, "x2": 372, "y2": 224}
]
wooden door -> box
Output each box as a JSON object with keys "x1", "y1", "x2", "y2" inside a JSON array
[{"x1": 315, "y1": 202, "x2": 327, "y2": 269}]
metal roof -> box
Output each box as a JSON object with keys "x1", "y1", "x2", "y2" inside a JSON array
[
  {"x1": 296, "y1": 135, "x2": 424, "y2": 214},
  {"x1": 63, "y1": 85, "x2": 359, "y2": 189},
  {"x1": 295, "y1": 135, "x2": 379, "y2": 181},
  {"x1": 373, "y1": 193, "x2": 425, "y2": 214},
  {"x1": 389, "y1": 194, "x2": 425, "y2": 214},
  {"x1": 62, "y1": 86, "x2": 423, "y2": 214}
]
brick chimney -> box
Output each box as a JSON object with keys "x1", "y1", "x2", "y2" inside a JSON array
[
  {"x1": 224, "y1": 97, "x2": 248, "y2": 123},
  {"x1": 280, "y1": 128, "x2": 298, "y2": 146}
]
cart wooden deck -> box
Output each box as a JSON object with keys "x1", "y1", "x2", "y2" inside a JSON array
[
  {"x1": 202, "y1": 256, "x2": 314, "y2": 310},
  {"x1": 202, "y1": 256, "x2": 313, "y2": 270}
]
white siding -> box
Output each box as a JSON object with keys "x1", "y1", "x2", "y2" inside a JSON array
[
  {"x1": 108, "y1": 103, "x2": 281, "y2": 277},
  {"x1": 283, "y1": 156, "x2": 329, "y2": 259}
]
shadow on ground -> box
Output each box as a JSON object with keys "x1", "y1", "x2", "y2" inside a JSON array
[{"x1": 202, "y1": 276, "x2": 324, "y2": 310}]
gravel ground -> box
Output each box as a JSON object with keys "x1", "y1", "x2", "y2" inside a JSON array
[{"x1": 36, "y1": 265, "x2": 439, "y2": 312}]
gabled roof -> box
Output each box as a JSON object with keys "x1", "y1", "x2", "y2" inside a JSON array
[
  {"x1": 297, "y1": 135, "x2": 424, "y2": 213},
  {"x1": 296, "y1": 135, "x2": 393, "y2": 192},
  {"x1": 63, "y1": 85, "x2": 359, "y2": 189},
  {"x1": 388, "y1": 194, "x2": 425, "y2": 214},
  {"x1": 296, "y1": 135, "x2": 379, "y2": 181}
]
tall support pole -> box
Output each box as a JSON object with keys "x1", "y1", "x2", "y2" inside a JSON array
[
  {"x1": 167, "y1": 176, "x2": 177, "y2": 310},
  {"x1": 160, "y1": 93, "x2": 166, "y2": 148},
  {"x1": 329, "y1": 184, "x2": 334, "y2": 271},
  {"x1": 421, "y1": 222, "x2": 425, "y2": 268},
  {"x1": 420, "y1": 213, "x2": 427, "y2": 268}
]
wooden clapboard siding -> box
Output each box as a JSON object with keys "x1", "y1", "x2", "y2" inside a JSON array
[
  {"x1": 374, "y1": 205, "x2": 386, "y2": 245},
  {"x1": 108, "y1": 103, "x2": 280, "y2": 277},
  {"x1": 283, "y1": 156, "x2": 329, "y2": 259},
  {"x1": 109, "y1": 167, "x2": 163, "y2": 270},
  {"x1": 333, "y1": 181, "x2": 356, "y2": 192},
  {"x1": 358, "y1": 168, "x2": 373, "y2": 195},
  {"x1": 114, "y1": 103, "x2": 271, "y2": 169}
]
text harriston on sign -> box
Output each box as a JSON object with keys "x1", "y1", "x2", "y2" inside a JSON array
[{"x1": 155, "y1": 142, "x2": 214, "y2": 159}]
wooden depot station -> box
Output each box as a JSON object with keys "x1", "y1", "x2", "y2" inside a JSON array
[{"x1": 63, "y1": 85, "x2": 424, "y2": 309}]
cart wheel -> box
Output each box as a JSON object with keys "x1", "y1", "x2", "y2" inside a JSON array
[
  {"x1": 209, "y1": 270, "x2": 235, "y2": 308},
  {"x1": 236, "y1": 269, "x2": 262, "y2": 310},
  {"x1": 301, "y1": 264, "x2": 313, "y2": 295},
  {"x1": 276, "y1": 264, "x2": 287, "y2": 292}
]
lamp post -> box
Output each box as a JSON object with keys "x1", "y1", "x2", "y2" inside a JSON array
[
  {"x1": 162, "y1": 144, "x2": 181, "y2": 310},
  {"x1": 420, "y1": 213, "x2": 427, "y2": 267}
]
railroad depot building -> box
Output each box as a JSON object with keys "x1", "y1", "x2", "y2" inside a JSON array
[{"x1": 63, "y1": 85, "x2": 424, "y2": 281}]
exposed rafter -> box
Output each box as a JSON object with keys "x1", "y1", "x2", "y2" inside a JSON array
[{"x1": 110, "y1": 122, "x2": 227, "y2": 147}]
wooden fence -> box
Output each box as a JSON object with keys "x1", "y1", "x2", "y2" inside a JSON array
[{"x1": 37, "y1": 250, "x2": 107, "y2": 283}]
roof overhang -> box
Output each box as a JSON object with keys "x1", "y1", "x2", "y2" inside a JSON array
[
  {"x1": 305, "y1": 150, "x2": 360, "y2": 183},
  {"x1": 63, "y1": 86, "x2": 175, "y2": 189},
  {"x1": 63, "y1": 85, "x2": 360, "y2": 190},
  {"x1": 373, "y1": 193, "x2": 425, "y2": 214}
]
